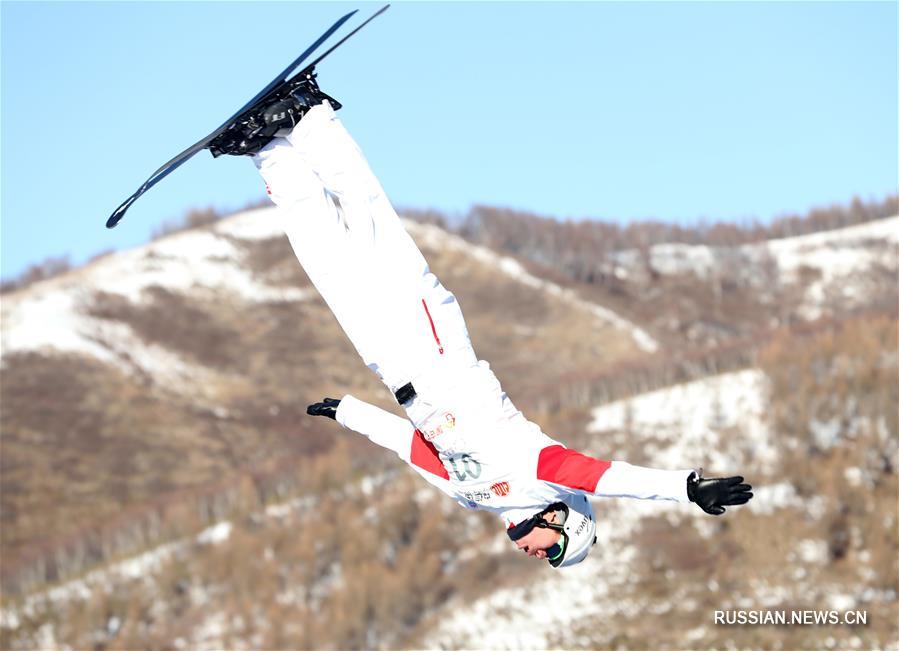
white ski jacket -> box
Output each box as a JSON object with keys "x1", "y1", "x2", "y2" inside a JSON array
[{"x1": 337, "y1": 360, "x2": 693, "y2": 529}]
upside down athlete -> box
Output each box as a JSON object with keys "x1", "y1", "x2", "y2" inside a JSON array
[{"x1": 213, "y1": 76, "x2": 753, "y2": 568}]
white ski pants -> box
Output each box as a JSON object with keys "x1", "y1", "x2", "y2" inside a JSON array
[{"x1": 253, "y1": 102, "x2": 476, "y2": 393}]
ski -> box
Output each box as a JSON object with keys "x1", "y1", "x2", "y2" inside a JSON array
[{"x1": 106, "y1": 5, "x2": 389, "y2": 229}]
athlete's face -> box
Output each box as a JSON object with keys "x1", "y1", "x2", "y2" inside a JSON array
[{"x1": 513, "y1": 511, "x2": 562, "y2": 560}]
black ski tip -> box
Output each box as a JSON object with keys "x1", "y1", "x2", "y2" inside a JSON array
[
  {"x1": 303, "y1": 4, "x2": 391, "y2": 73},
  {"x1": 106, "y1": 198, "x2": 132, "y2": 229},
  {"x1": 104, "y1": 5, "x2": 390, "y2": 233}
]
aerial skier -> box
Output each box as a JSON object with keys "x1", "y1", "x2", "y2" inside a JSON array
[{"x1": 211, "y1": 76, "x2": 754, "y2": 568}]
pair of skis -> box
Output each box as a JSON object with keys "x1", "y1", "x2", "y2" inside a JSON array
[{"x1": 106, "y1": 5, "x2": 389, "y2": 229}]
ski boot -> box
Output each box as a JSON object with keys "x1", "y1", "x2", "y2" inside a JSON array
[{"x1": 207, "y1": 69, "x2": 340, "y2": 157}]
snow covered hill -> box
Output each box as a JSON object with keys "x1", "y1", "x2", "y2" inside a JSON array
[
  {"x1": 614, "y1": 215, "x2": 898, "y2": 321},
  {"x1": 633, "y1": 217, "x2": 897, "y2": 279},
  {"x1": 1, "y1": 206, "x2": 895, "y2": 649},
  {"x1": 1, "y1": 206, "x2": 654, "y2": 382},
  {"x1": 2, "y1": 208, "x2": 310, "y2": 389},
  {"x1": 0, "y1": 205, "x2": 648, "y2": 597},
  {"x1": 404, "y1": 219, "x2": 659, "y2": 352},
  {"x1": 421, "y1": 370, "x2": 775, "y2": 650},
  {"x1": 419, "y1": 365, "x2": 895, "y2": 651}
]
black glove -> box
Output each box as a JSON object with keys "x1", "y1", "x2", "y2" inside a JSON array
[
  {"x1": 306, "y1": 397, "x2": 341, "y2": 420},
  {"x1": 687, "y1": 470, "x2": 753, "y2": 515}
]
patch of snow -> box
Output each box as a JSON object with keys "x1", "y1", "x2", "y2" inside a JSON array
[
  {"x1": 641, "y1": 216, "x2": 898, "y2": 282},
  {"x1": 752, "y1": 482, "x2": 800, "y2": 515},
  {"x1": 455, "y1": 532, "x2": 508, "y2": 564},
  {"x1": 2, "y1": 290, "x2": 109, "y2": 360},
  {"x1": 425, "y1": 559, "x2": 601, "y2": 650},
  {"x1": 588, "y1": 369, "x2": 774, "y2": 470},
  {"x1": 0, "y1": 288, "x2": 222, "y2": 390},
  {"x1": 806, "y1": 496, "x2": 828, "y2": 520},
  {"x1": 422, "y1": 369, "x2": 782, "y2": 649},
  {"x1": 614, "y1": 216, "x2": 898, "y2": 317},
  {"x1": 359, "y1": 475, "x2": 376, "y2": 496},
  {"x1": 214, "y1": 206, "x2": 284, "y2": 241},
  {"x1": 423, "y1": 497, "x2": 695, "y2": 650},
  {"x1": 1, "y1": 211, "x2": 311, "y2": 384},
  {"x1": 82, "y1": 227, "x2": 309, "y2": 305},
  {"x1": 685, "y1": 626, "x2": 710, "y2": 643},
  {"x1": 31, "y1": 624, "x2": 57, "y2": 650},
  {"x1": 761, "y1": 216, "x2": 899, "y2": 276},
  {"x1": 650, "y1": 242, "x2": 717, "y2": 278},
  {"x1": 190, "y1": 611, "x2": 229, "y2": 650},
  {"x1": 794, "y1": 539, "x2": 829, "y2": 565},
  {"x1": 404, "y1": 219, "x2": 659, "y2": 353},
  {"x1": 264, "y1": 494, "x2": 317, "y2": 519},
  {"x1": 1, "y1": 517, "x2": 239, "y2": 631},
  {"x1": 751, "y1": 581, "x2": 794, "y2": 608},
  {"x1": 810, "y1": 417, "x2": 842, "y2": 449},
  {"x1": 196, "y1": 521, "x2": 233, "y2": 545},
  {"x1": 827, "y1": 593, "x2": 857, "y2": 611},
  {"x1": 843, "y1": 466, "x2": 863, "y2": 488}
]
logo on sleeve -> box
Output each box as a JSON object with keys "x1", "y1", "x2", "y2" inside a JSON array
[
  {"x1": 463, "y1": 490, "x2": 491, "y2": 504},
  {"x1": 490, "y1": 481, "x2": 511, "y2": 497},
  {"x1": 423, "y1": 412, "x2": 456, "y2": 441}
]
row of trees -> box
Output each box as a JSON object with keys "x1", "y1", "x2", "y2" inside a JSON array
[
  {"x1": 2, "y1": 445, "x2": 504, "y2": 650},
  {"x1": 4, "y1": 193, "x2": 894, "y2": 295},
  {"x1": 448, "y1": 194, "x2": 897, "y2": 287},
  {"x1": 6, "y1": 310, "x2": 895, "y2": 650},
  {"x1": 548, "y1": 311, "x2": 899, "y2": 651},
  {"x1": 5, "y1": 303, "x2": 891, "y2": 599}
]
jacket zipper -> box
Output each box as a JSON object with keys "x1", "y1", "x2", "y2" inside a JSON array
[{"x1": 421, "y1": 299, "x2": 444, "y2": 355}]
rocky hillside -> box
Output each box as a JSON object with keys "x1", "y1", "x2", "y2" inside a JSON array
[
  {"x1": 1, "y1": 206, "x2": 896, "y2": 649},
  {"x1": 420, "y1": 322, "x2": 898, "y2": 649},
  {"x1": 460, "y1": 205, "x2": 898, "y2": 349},
  {"x1": 0, "y1": 206, "x2": 648, "y2": 594}
]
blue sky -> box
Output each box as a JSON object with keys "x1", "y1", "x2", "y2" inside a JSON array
[{"x1": 2, "y1": 2, "x2": 896, "y2": 281}]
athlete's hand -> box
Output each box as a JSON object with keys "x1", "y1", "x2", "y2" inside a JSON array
[
  {"x1": 687, "y1": 470, "x2": 753, "y2": 515},
  {"x1": 306, "y1": 398, "x2": 341, "y2": 420}
]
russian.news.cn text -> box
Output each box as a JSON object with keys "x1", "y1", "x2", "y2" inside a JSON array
[{"x1": 714, "y1": 610, "x2": 867, "y2": 626}]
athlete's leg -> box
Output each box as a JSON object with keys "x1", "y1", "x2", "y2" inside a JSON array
[
  {"x1": 282, "y1": 102, "x2": 434, "y2": 306},
  {"x1": 254, "y1": 102, "x2": 476, "y2": 391},
  {"x1": 284, "y1": 102, "x2": 477, "y2": 369},
  {"x1": 253, "y1": 136, "x2": 389, "y2": 379}
]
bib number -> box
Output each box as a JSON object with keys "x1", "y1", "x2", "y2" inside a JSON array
[{"x1": 448, "y1": 454, "x2": 482, "y2": 482}]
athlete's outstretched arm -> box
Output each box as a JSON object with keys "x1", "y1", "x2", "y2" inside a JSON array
[
  {"x1": 308, "y1": 395, "x2": 457, "y2": 497},
  {"x1": 536, "y1": 445, "x2": 752, "y2": 514},
  {"x1": 333, "y1": 395, "x2": 416, "y2": 461}
]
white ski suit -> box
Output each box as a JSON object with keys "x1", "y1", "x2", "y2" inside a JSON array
[{"x1": 254, "y1": 102, "x2": 693, "y2": 531}]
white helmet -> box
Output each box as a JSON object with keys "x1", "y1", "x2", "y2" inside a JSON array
[{"x1": 507, "y1": 494, "x2": 597, "y2": 568}]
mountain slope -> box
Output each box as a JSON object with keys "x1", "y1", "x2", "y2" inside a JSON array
[
  {"x1": 466, "y1": 209, "x2": 898, "y2": 347},
  {"x1": 416, "y1": 317, "x2": 898, "y2": 650},
  {"x1": 1, "y1": 205, "x2": 895, "y2": 649},
  {"x1": 0, "y1": 206, "x2": 645, "y2": 591}
]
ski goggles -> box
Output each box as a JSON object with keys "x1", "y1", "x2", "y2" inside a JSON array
[
  {"x1": 507, "y1": 502, "x2": 569, "y2": 566},
  {"x1": 545, "y1": 536, "x2": 567, "y2": 566}
]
